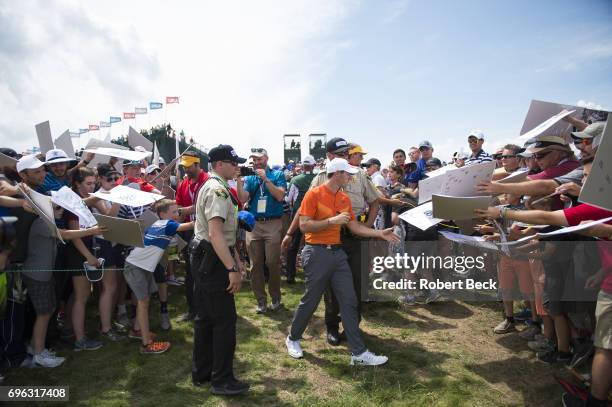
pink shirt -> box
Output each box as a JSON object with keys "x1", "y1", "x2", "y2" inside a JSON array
[{"x1": 528, "y1": 158, "x2": 580, "y2": 181}]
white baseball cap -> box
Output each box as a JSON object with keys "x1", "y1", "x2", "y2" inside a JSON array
[
  {"x1": 302, "y1": 155, "x2": 316, "y2": 165},
  {"x1": 134, "y1": 146, "x2": 147, "y2": 152},
  {"x1": 17, "y1": 154, "x2": 45, "y2": 173},
  {"x1": 468, "y1": 129, "x2": 485, "y2": 140},
  {"x1": 158, "y1": 157, "x2": 166, "y2": 165},
  {"x1": 326, "y1": 158, "x2": 359, "y2": 174},
  {"x1": 145, "y1": 164, "x2": 161, "y2": 174},
  {"x1": 45, "y1": 149, "x2": 76, "y2": 164}
]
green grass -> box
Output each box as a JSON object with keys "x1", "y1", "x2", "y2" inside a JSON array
[{"x1": 6, "y1": 276, "x2": 563, "y2": 406}]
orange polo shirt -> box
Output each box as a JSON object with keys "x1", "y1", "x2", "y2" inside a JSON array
[{"x1": 299, "y1": 184, "x2": 355, "y2": 245}]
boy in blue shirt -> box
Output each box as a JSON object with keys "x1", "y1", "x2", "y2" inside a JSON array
[{"x1": 124, "y1": 199, "x2": 194, "y2": 354}]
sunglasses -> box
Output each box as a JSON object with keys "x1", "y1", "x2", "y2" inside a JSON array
[
  {"x1": 500, "y1": 155, "x2": 517, "y2": 159},
  {"x1": 251, "y1": 148, "x2": 266, "y2": 153},
  {"x1": 573, "y1": 139, "x2": 587, "y2": 145},
  {"x1": 419, "y1": 147, "x2": 431, "y2": 151},
  {"x1": 334, "y1": 151, "x2": 349, "y2": 158},
  {"x1": 221, "y1": 160, "x2": 238, "y2": 167},
  {"x1": 533, "y1": 151, "x2": 552, "y2": 159},
  {"x1": 105, "y1": 176, "x2": 120, "y2": 182}
]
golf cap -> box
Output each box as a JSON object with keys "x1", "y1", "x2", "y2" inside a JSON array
[
  {"x1": 17, "y1": 154, "x2": 45, "y2": 173},
  {"x1": 468, "y1": 130, "x2": 485, "y2": 140},
  {"x1": 302, "y1": 155, "x2": 316, "y2": 165},
  {"x1": 326, "y1": 158, "x2": 359, "y2": 175},
  {"x1": 571, "y1": 121, "x2": 605, "y2": 140},
  {"x1": 208, "y1": 144, "x2": 247, "y2": 164},
  {"x1": 45, "y1": 149, "x2": 76, "y2": 164},
  {"x1": 326, "y1": 137, "x2": 350, "y2": 154}
]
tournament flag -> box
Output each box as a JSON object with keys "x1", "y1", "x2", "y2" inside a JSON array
[
  {"x1": 110, "y1": 116, "x2": 121, "y2": 124},
  {"x1": 149, "y1": 102, "x2": 163, "y2": 110},
  {"x1": 123, "y1": 112, "x2": 136, "y2": 119},
  {"x1": 89, "y1": 124, "x2": 100, "y2": 131},
  {"x1": 100, "y1": 121, "x2": 111, "y2": 128},
  {"x1": 166, "y1": 96, "x2": 179, "y2": 104},
  {"x1": 135, "y1": 107, "x2": 148, "y2": 115},
  {"x1": 79, "y1": 128, "x2": 89, "y2": 134}
]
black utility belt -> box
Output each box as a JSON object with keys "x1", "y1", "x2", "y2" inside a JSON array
[
  {"x1": 307, "y1": 244, "x2": 343, "y2": 250},
  {"x1": 255, "y1": 216, "x2": 281, "y2": 222}
]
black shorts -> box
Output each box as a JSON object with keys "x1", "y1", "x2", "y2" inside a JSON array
[{"x1": 95, "y1": 238, "x2": 124, "y2": 267}]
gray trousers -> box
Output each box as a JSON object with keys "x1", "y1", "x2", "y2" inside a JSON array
[{"x1": 289, "y1": 245, "x2": 367, "y2": 355}]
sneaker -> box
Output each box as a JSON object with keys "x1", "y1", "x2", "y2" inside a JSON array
[
  {"x1": 140, "y1": 341, "x2": 171, "y2": 354},
  {"x1": 210, "y1": 378, "x2": 250, "y2": 396},
  {"x1": 33, "y1": 349, "x2": 65, "y2": 368},
  {"x1": 256, "y1": 303, "x2": 267, "y2": 314},
  {"x1": 493, "y1": 319, "x2": 515, "y2": 334},
  {"x1": 518, "y1": 325, "x2": 541, "y2": 340},
  {"x1": 425, "y1": 290, "x2": 442, "y2": 304},
  {"x1": 350, "y1": 350, "x2": 389, "y2": 366},
  {"x1": 55, "y1": 310, "x2": 65, "y2": 329},
  {"x1": 270, "y1": 300, "x2": 282, "y2": 311},
  {"x1": 398, "y1": 294, "x2": 417, "y2": 306},
  {"x1": 160, "y1": 313, "x2": 172, "y2": 331},
  {"x1": 101, "y1": 328, "x2": 125, "y2": 342},
  {"x1": 116, "y1": 312, "x2": 131, "y2": 329},
  {"x1": 128, "y1": 329, "x2": 157, "y2": 341},
  {"x1": 537, "y1": 349, "x2": 572, "y2": 365},
  {"x1": 27, "y1": 344, "x2": 56, "y2": 357},
  {"x1": 74, "y1": 337, "x2": 103, "y2": 352},
  {"x1": 528, "y1": 337, "x2": 555, "y2": 352},
  {"x1": 166, "y1": 275, "x2": 184, "y2": 286},
  {"x1": 570, "y1": 339, "x2": 594, "y2": 369},
  {"x1": 285, "y1": 335, "x2": 303, "y2": 359}
]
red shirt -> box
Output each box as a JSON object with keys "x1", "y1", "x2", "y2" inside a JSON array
[
  {"x1": 117, "y1": 176, "x2": 155, "y2": 193},
  {"x1": 176, "y1": 170, "x2": 210, "y2": 208},
  {"x1": 563, "y1": 203, "x2": 612, "y2": 294}
]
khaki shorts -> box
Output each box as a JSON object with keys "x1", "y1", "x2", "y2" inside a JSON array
[
  {"x1": 124, "y1": 263, "x2": 158, "y2": 301},
  {"x1": 594, "y1": 290, "x2": 612, "y2": 350}
]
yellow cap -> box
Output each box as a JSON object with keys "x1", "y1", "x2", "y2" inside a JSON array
[
  {"x1": 348, "y1": 144, "x2": 368, "y2": 155},
  {"x1": 180, "y1": 155, "x2": 200, "y2": 167}
]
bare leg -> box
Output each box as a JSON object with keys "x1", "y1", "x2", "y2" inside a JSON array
[
  {"x1": 32, "y1": 314, "x2": 52, "y2": 354},
  {"x1": 137, "y1": 298, "x2": 151, "y2": 346},
  {"x1": 99, "y1": 269, "x2": 118, "y2": 332},
  {"x1": 71, "y1": 276, "x2": 91, "y2": 341}
]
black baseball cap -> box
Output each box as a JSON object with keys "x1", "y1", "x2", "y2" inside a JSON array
[
  {"x1": 97, "y1": 163, "x2": 120, "y2": 178},
  {"x1": 425, "y1": 157, "x2": 442, "y2": 168},
  {"x1": 361, "y1": 158, "x2": 382, "y2": 168},
  {"x1": 208, "y1": 144, "x2": 247, "y2": 164},
  {"x1": 326, "y1": 137, "x2": 349, "y2": 153}
]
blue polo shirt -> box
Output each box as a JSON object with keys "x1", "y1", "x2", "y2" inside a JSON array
[
  {"x1": 404, "y1": 158, "x2": 426, "y2": 185},
  {"x1": 39, "y1": 172, "x2": 68, "y2": 194},
  {"x1": 244, "y1": 167, "x2": 287, "y2": 218}
]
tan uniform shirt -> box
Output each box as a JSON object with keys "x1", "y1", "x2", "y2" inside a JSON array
[
  {"x1": 310, "y1": 167, "x2": 379, "y2": 216},
  {"x1": 194, "y1": 172, "x2": 238, "y2": 246}
]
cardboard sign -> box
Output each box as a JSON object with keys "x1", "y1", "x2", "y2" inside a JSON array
[
  {"x1": 84, "y1": 147, "x2": 151, "y2": 162},
  {"x1": 432, "y1": 195, "x2": 492, "y2": 220},
  {"x1": 93, "y1": 213, "x2": 144, "y2": 247},
  {"x1": 18, "y1": 185, "x2": 64, "y2": 243},
  {"x1": 128, "y1": 127, "x2": 153, "y2": 152},
  {"x1": 35, "y1": 120, "x2": 54, "y2": 154},
  {"x1": 54, "y1": 130, "x2": 75, "y2": 157}
]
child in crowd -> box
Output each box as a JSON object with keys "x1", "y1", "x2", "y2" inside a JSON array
[{"x1": 123, "y1": 199, "x2": 194, "y2": 354}]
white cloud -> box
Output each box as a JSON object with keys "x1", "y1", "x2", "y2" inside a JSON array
[
  {"x1": 0, "y1": 0, "x2": 356, "y2": 163},
  {"x1": 382, "y1": 0, "x2": 410, "y2": 24}
]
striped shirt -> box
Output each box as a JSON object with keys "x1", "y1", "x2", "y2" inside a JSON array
[
  {"x1": 125, "y1": 219, "x2": 180, "y2": 272},
  {"x1": 465, "y1": 149, "x2": 493, "y2": 166}
]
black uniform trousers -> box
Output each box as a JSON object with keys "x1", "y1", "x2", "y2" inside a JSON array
[{"x1": 190, "y1": 239, "x2": 237, "y2": 386}]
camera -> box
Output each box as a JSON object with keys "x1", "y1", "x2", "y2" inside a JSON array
[{"x1": 239, "y1": 166, "x2": 256, "y2": 177}]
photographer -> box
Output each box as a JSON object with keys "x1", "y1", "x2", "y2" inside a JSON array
[{"x1": 237, "y1": 148, "x2": 287, "y2": 313}]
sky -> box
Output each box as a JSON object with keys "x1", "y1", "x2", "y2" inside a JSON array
[{"x1": 1, "y1": 0, "x2": 612, "y2": 164}]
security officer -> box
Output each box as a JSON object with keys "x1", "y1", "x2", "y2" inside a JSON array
[{"x1": 190, "y1": 144, "x2": 249, "y2": 396}]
